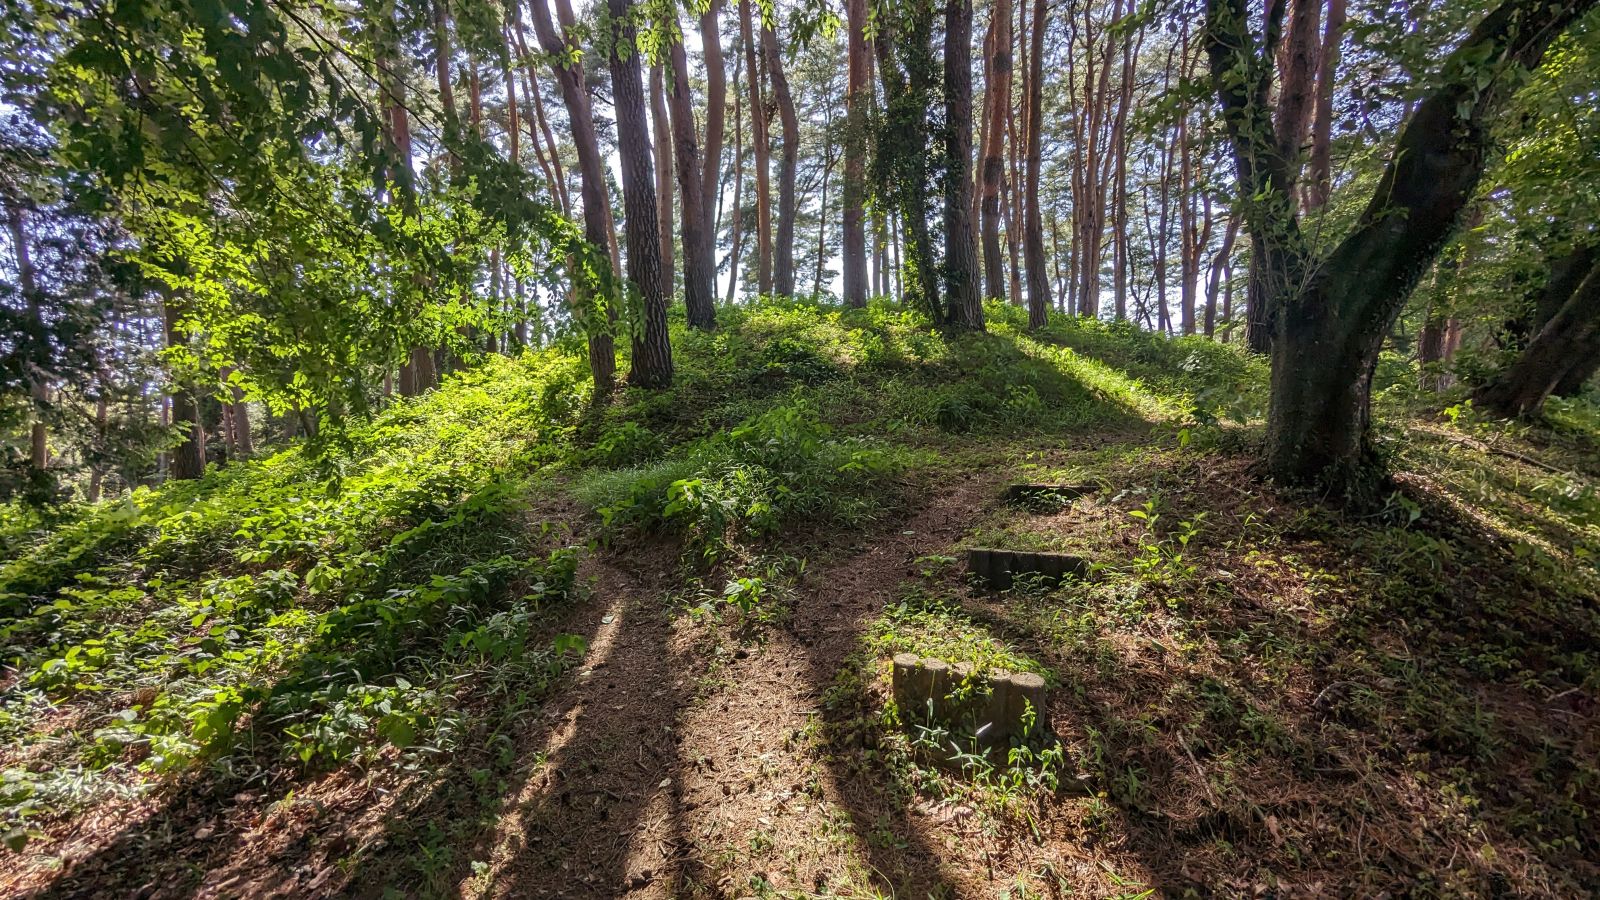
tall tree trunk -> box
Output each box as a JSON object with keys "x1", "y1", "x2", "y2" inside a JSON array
[
  {"x1": 1305, "y1": 0, "x2": 1345, "y2": 209},
  {"x1": 725, "y1": 51, "x2": 746, "y2": 305},
  {"x1": 841, "y1": 0, "x2": 871, "y2": 306},
  {"x1": 761, "y1": 23, "x2": 800, "y2": 297},
  {"x1": 650, "y1": 65, "x2": 676, "y2": 292},
  {"x1": 5, "y1": 204, "x2": 48, "y2": 470},
  {"x1": 942, "y1": 0, "x2": 983, "y2": 329},
  {"x1": 432, "y1": 0, "x2": 460, "y2": 159},
  {"x1": 873, "y1": 7, "x2": 941, "y2": 320},
  {"x1": 1021, "y1": 0, "x2": 1048, "y2": 329},
  {"x1": 528, "y1": 0, "x2": 618, "y2": 393},
  {"x1": 1208, "y1": 0, "x2": 1597, "y2": 495},
  {"x1": 739, "y1": 0, "x2": 773, "y2": 297},
  {"x1": 978, "y1": 0, "x2": 1012, "y2": 303},
  {"x1": 668, "y1": 30, "x2": 717, "y2": 328},
  {"x1": 607, "y1": 0, "x2": 674, "y2": 387},
  {"x1": 700, "y1": 0, "x2": 726, "y2": 229}
]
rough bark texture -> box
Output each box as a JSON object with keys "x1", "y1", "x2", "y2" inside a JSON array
[
  {"x1": 607, "y1": 0, "x2": 673, "y2": 388},
  {"x1": 669, "y1": 29, "x2": 717, "y2": 329},
  {"x1": 699, "y1": 0, "x2": 726, "y2": 229},
  {"x1": 528, "y1": 0, "x2": 617, "y2": 392},
  {"x1": 5, "y1": 204, "x2": 48, "y2": 470},
  {"x1": 1208, "y1": 0, "x2": 1598, "y2": 496},
  {"x1": 761, "y1": 23, "x2": 799, "y2": 297},
  {"x1": 942, "y1": 0, "x2": 983, "y2": 329},
  {"x1": 739, "y1": 0, "x2": 772, "y2": 298},
  {"x1": 1305, "y1": 0, "x2": 1345, "y2": 210},
  {"x1": 841, "y1": 0, "x2": 871, "y2": 306},
  {"x1": 978, "y1": 0, "x2": 1012, "y2": 304},
  {"x1": 1022, "y1": 0, "x2": 1048, "y2": 330},
  {"x1": 650, "y1": 65, "x2": 676, "y2": 293},
  {"x1": 1476, "y1": 256, "x2": 1600, "y2": 417}
]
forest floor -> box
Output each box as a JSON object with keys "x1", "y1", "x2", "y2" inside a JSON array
[{"x1": 3, "y1": 302, "x2": 1598, "y2": 898}]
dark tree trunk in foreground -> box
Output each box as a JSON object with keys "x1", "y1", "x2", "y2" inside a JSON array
[
  {"x1": 1022, "y1": 0, "x2": 1048, "y2": 330},
  {"x1": 841, "y1": 0, "x2": 870, "y2": 306},
  {"x1": 978, "y1": 0, "x2": 1012, "y2": 304},
  {"x1": 528, "y1": 0, "x2": 617, "y2": 394},
  {"x1": 607, "y1": 0, "x2": 673, "y2": 388},
  {"x1": 1477, "y1": 252, "x2": 1600, "y2": 416},
  {"x1": 1207, "y1": 0, "x2": 1597, "y2": 498},
  {"x1": 942, "y1": 0, "x2": 983, "y2": 329},
  {"x1": 669, "y1": 32, "x2": 716, "y2": 329}
]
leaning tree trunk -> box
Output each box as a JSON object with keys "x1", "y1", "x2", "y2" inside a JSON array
[
  {"x1": 841, "y1": 0, "x2": 871, "y2": 306},
  {"x1": 978, "y1": 0, "x2": 1012, "y2": 304},
  {"x1": 607, "y1": 0, "x2": 674, "y2": 388},
  {"x1": 1476, "y1": 254, "x2": 1600, "y2": 416},
  {"x1": 1208, "y1": 0, "x2": 1600, "y2": 497},
  {"x1": 942, "y1": 0, "x2": 983, "y2": 329}
]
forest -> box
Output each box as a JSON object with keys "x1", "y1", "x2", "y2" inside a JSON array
[{"x1": 1, "y1": 0, "x2": 1598, "y2": 894}]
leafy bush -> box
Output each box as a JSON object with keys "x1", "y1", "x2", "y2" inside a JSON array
[{"x1": 582, "y1": 401, "x2": 905, "y2": 562}]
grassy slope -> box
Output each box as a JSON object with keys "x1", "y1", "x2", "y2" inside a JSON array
[{"x1": 0, "y1": 300, "x2": 1595, "y2": 897}]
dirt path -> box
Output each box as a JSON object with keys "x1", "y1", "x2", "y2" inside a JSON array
[{"x1": 478, "y1": 474, "x2": 1002, "y2": 898}]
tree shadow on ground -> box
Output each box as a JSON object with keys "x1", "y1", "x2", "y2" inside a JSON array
[{"x1": 945, "y1": 455, "x2": 1600, "y2": 896}]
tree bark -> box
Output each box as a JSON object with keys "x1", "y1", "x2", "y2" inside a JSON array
[
  {"x1": 724, "y1": 49, "x2": 745, "y2": 305},
  {"x1": 668, "y1": 29, "x2": 717, "y2": 328},
  {"x1": 1207, "y1": 0, "x2": 1598, "y2": 495},
  {"x1": 1021, "y1": 0, "x2": 1048, "y2": 329},
  {"x1": 161, "y1": 294, "x2": 206, "y2": 480},
  {"x1": 761, "y1": 23, "x2": 800, "y2": 297},
  {"x1": 978, "y1": 0, "x2": 1012, "y2": 304},
  {"x1": 528, "y1": 0, "x2": 618, "y2": 393},
  {"x1": 841, "y1": 0, "x2": 871, "y2": 306},
  {"x1": 942, "y1": 0, "x2": 983, "y2": 329},
  {"x1": 5, "y1": 204, "x2": 49, "y2": 470},
  {"x1": 1305, "y1": 0, "x2": 1345, "y2": 210},
  {"x1": 738, "y1": 0, "x2": 773, "y2": 298},
  {"x1": 1205, "y1": 212, "x2": 1240, "y2": 337},
  {"x1": 700, "y1": 0, "x2": 726, "y2": 230},
  {"x1": 607, "y1": 0, "x2": 674, "y2": 388},
  {"x1": 650, "y1": 65, "x2": 676, "y2": 293}
]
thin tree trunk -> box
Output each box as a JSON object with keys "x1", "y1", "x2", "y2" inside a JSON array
[
  {"x1": 5, "y1": 204, "x2": 48, "y2": 470},
  {"x1": 978, "y1": 0, "x2": 1012, "y2": 303},
  {"x1": 650, "y1": 65, "x2": 676, "y2": 292},
  {"x1": 841, "y1": 0, "x2": 871, "y2": 306},
  {"x1": 762, "y1": 23, "x2": 800, "y2": 297},
  {"x1": 161, "y1": 294, "x2": 206, "y2": 480},
  {"x1": 725, "y1": 51, "x2": 746, "y2": 305},
  {"x1": 1022, "y1": 0, "x2": 1048, "y2": 329},
  {"x1": 700, "y1": 0, "x2": 726, "y2": 229},
  {"x1": 669, "y1": 23, "x2": 717, "y2": 328},
  {"x1": 1205, "y1": 212, "x2": 1240, "y2": 337},
  {"x1": 739, "y1": 0, "x2": 773, "y2": 297},
  {"x1": 1305, "y1": 0, "x2": 1345, "y2": 209}
]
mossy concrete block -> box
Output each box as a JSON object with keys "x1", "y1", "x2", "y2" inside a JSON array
[
  {"x1": 889, "y1": 654, "x2": 1049, "y2": 744},
  {"x1": 966, "y1": 548, "x2": 1088, "y2": 590}
]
